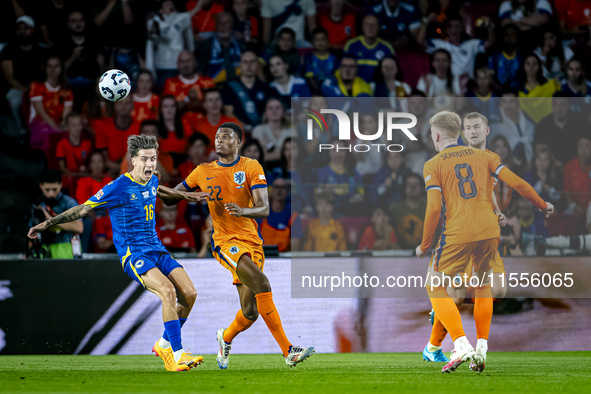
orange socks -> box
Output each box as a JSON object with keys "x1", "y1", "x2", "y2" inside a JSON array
[
  {"x1": 255, "y1": 292, "x2": 292, "y2": 357},
  {"x1": 223, "y1": 309, "x2": 256, "y2": 343},
  {"x1": 474, "y1": 286, "x2": 493, "y2": 340},
  {"x1": 428, "y1": 286, "x2": 465, "y2": 341},
  {"x1": 429, "y1": 314, "x2": 448, "y2": 347}
]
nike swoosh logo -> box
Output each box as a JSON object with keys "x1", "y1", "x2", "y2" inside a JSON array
[
  {"x1": 266, "y1": 309, "x2": 276, "y2": 316},
  {"x1": 207, "y1": 177, "x2": 216, "y2": 180}
]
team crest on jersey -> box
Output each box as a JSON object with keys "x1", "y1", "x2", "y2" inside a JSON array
[
  {"x1": 130, "y1": 193, "x2": 137, "y2": 201},
  {"x1": 229, "y1": 246, "x2": 240, "y2": 255},
  {"x1": 135, "y1": 260, "x2": 144, "y2": 268},
  {"x1": 94, "y1": 189, "x2": 104, "y2": 200},
  {"x1": 375, "y1": 50, "x2": 385, "y2": 60},
  {"x1": 234, "y1": 171, "x2": 246, "y2": 185},
  {"x1": 142, "y1": 191, "x2": 149, "y2": 199},
  {"x1": 152, "y1": 186, "x2": 157, "y2": 196}
]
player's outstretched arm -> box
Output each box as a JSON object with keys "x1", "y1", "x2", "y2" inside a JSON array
[
  {"x1": 225, "y1": 187, "x2": 270, "y2": 219},
  {"x1": 27, "y1": 204, "x2": 93, "y2": 239},
  {"x1": 491, "y1": 191, "x2": 506, "y2": 227},
  {"x1": 157, "y1": 184, "x2": 210, "y2": 205},
  {"x1": 497, "y1": 167, "x2": 555, "y2": 218},
  {"x1": 416, "y1": 189, "x2": 442, "y2": 259}
]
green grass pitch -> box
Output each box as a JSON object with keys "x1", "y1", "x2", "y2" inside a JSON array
[{"x1": 1, "y1": 352, "x2": 590, "y2": 394}]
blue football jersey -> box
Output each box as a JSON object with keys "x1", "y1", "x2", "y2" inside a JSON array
[
  {"x1": 304, "y1": 52, "x2": 338, "y2": 86},
  {"x1": 84, "y1": 173, "x2": 167, "y2": 258},
  {"x1": 343, "y1": 37, "x2": 394, "y2": 82}
]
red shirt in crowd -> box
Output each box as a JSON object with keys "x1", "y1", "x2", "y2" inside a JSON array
[
  {"x1": 564, "y1": 157, "x2": 591, "y2": 209},
  {"x1": 182, "y1": 112, "x2": 242, "y2": 152},
  {"x1": 92, "y1": 118, "x2": 140, "y2": 163},
  {"x1": 317, "y1": 6, "x2": 357, "y2": 47},
  {"x1": 162, "y1": 75, "x2": 215, "y2": 103},
  {"x1": 29, "y1": 81, "x2": 74, "y2": 124},
  {"x1": 158, "y1": 130, "x2": 189, "y2": 155},
  {"x1": 157, "y1": 225, "x2": 196, "y2": 250},
  {"x1": 187, "y1": 0, "x2": 224, "y2": 34},
  {"x1": 358, "y1": 226, "x2": 398, "y2": 251},
  {"x1": 92, "y1": 215, "x2": 113, "y2": 253},
  {"x1": 132, "y1": 94, "x2": 160, "y2": 124},
  {"x1": 56, "y1": 138, "x2": 93, "y2": 172},
  {"x1": 556, "y1": 0, "x2": 591, "y2": 32},
  {"x1": 76, "y1": 176, "x2": 114, "y2": 205}
]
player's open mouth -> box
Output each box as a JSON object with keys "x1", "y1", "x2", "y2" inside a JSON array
[{"x1": 145, "y1": 170, "x2": 152, "y2": 177}]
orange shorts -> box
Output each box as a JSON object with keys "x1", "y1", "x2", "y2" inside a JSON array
[
  {"x1": 212, "y1": 239, "x2": 265, "y2": 285},
  {"x1": 430, "y1": 238, "x2": 499, "y2": 277},
  {"x1": 464, "y1": 249, "x2": 506, "y2": 276}
]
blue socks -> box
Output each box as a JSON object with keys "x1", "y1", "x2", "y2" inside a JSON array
[
  {"x1": 163, "y1": 320, "x2": 184, "y2": 352},
  {"x1": 162, "y1": 318, "x2": 187, "y2": 343}
]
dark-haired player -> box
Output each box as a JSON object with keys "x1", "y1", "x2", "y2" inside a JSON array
[
  {"x1": 28, "y1": 135, "x2": 210, "y2": 372},
  {"x1": 163, "y1": 122, "x2": 315, "y2": 369}
]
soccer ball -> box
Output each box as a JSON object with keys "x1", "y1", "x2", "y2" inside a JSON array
[{"x1": 98, "y1": 69, "x2": 131, "y2": 102}]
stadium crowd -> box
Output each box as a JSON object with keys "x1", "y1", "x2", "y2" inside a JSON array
[{"x1": 1, "y1": 0, "x2": 590, "y2": 257}]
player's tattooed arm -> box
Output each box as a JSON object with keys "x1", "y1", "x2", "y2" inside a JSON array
[
  {"x1": 157, "y1": 184, "x2": 210, "y2": 205},
  {"x1": 225, "y1": 187, "x2": 270, "y2": 218},
  {"x1": 27, "y1": 204, "x2": 92, "y2": 239}
]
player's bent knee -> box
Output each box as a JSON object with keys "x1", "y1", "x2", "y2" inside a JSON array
[
  {"x1": 242, "y1": 306, "x2": 259, "y2": 322},
  {"x1": 184, "y1": 287, "x2": 197, "y2": 306},
  {"x1": 160, "y1": 283, "x2": 177, "y2": 305}
]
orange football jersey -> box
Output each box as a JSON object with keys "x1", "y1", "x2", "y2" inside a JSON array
[
  {"x1": 132, "y1": 94, "x2": 159, "y2": 124},
  {"x1": 183, "y1": 157, "x2": 267, "y2": 246},
  {"x1": 162, "y1": 75, "x2": 215, "y2": 102},
  {"x1": 423, "y1": 145, "x2": 504, "y2": 244},
  {"x1": 181, "y1": 112, "x2": 243, "y2": 152},
  {"x1": 29, "y1": 81, "x2": 73, "y2": 124}
]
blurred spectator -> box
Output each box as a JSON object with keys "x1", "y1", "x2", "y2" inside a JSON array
[
  {"x1": 490, "y1": 135, "x2": 518, "y2": 212},
  {"x1": 560, "y1": 58, "x2": 591, "y2": 98},
  {"x1": 131, "y1": 70, "x2": 160, "y2": 124},
  {"x1": 259, "y1": 178, "x2": 300, "y2": 252},
  {"x1": 157, "y1": 204, "x2": 197, "y2": 252},
  {"x1": 57, "y1": 112, "x2": 92, "y2": 185},
  {"x1": 252, "y1": 98, "x2": 292, "y2": 162},
  {"x1": 35, "y1": 0, "x2": 79, "y2": 48},
  {"x1": 241, "y1": 138, "x2": 266, "y2": 166},
  {"x1": 368, "y1": 0, "x2": 425, "y2": 46},
  {"x1": 487, "y1": 24, "x2": 522, "y2": 89},
  {"x1": 1, "y1": 16, "x2": 47, "y2": 132},
  {"x1": 317, "y1": 139, "x2": 364, "y2": 215},
  {"x1": 344, "y1": 15, "x2": 394, "y2": 83},
  {"x1": 268, "y1": 55, "x2": 311, "y2": 110},
  {"x1": 92, "y1": 214, "x2": 114, "y2": 253},
  {"x1": 260, "y1": 27, "x2": 302, "y2": 76},
  {"x1": 29, "y1": 56, "x2": 73, "y2": 153},
  {"x1": 162, "y1": 51, "x2": 215, "y2": 111},
  {"x1": 29, "y1": 169, "x2": 83, "y2": 259},
  {"x1": 563, "y1": 136, "x2": 591, "y2": 220},
  {"x1": 358, "y1": 207, "x2": 398, "y2": 251},
  {"x1": 466, "y1": 67, "x2": 500, "y2": 121},
  {"x1": 80, "y1": 76, "x2": 113, "y2": 122},
  {"x1": 303, "y1": 192, "x2": 347, "y2": 251},
  {"x1": 534, "y1": 92, "x2": 587, "y2": 166},
  {"x1": 91, "y1": 97, "x2": 139, "y2": 173},
  {"x1": 109, "y1": 45, "x2": 144, "y2": 87},
  {"x1": 187, "y1": 0, "x2": 225, "y2": 40},
  {"x1": 426, "y1": 14, "x2": 493, "y2": 82},
  {"x1": 120, "y1": 120, "x2": 173, "y2": 179},
  {"x1": 177, "y1": 132, "x2": 210, "y2": 180},
  {"x1": 317, "y1": 0, "x2": 357, "y2": 49},
  {"x1": 231, "y1": 0, "x2": 259, "y2": 45},
  {"x1": 388, "y1": 173, "x2": 425, "y2": 250},
  {"x1": 372, "y1": 150, "x2": 409, "y2": 208},
  {"x1": 404, "y1": 92, "x2": 432, "y2": 174},
  {"x1": 262, "y1": 0, "x2": 316, "y2": 47},
  {"x1": 533, "y1": 25, "x2": 573, "y2": 80},
  {"x1": 183, "y1": 88, "x2": 242, "y2": 152},
  {"x1": 524, "y1": 147, "x2": 563, "y2": 206},
  {"x1": 296, "y1": 95, "x2": 336, "y2": 168},
  {"x1": 556, "y1": 0, "x2": 591, "y2": 38},
  {"x1": 156, "y1": 95, "x2": 189, "y2": 159},
  {"x1": 321, "y1": 56, "x2": 373, "y2": 97},
  {"x1": 489, "y1": 89, "x2": 534, "y2": 165},
  {"x1": 92, "y1": 0, "x2": 134, "y2": 48},
  {"x1": 195, "y1": 12, "x2": 242, "y2": 83},
  {"x1": 304, "y1": 28, "x2": 338, "y2": 94},
  {"x1": 499, "y1": 0, "x2": 552, "y2": 50},
  {"x1": 506, "y1": 195, "x2": 549, "y2": 255},
  {"x1": 75, "y1": 151, "x2": 113, "y2": 205},
  {"x1": 416, "y1": 49, "x2": 460, "y2": 111},
  {"x1": 221, "y1": 51, "x2": 276, "y2": 131},
  {"x1": 354, "y1": 113, "x2": 384, "y2": 176},
  {"x1": 59, "y1": 10, "x2": 103, "y2": 113},
  {"x1": 372, "y1": 55, "x2": 411, "y2": 107},
  {"x1": 146, "y1": 1, "x2": 199, "y2": 90},
  {"x1": 517, "y1": 53, "x2": 560, "y2": 123}
]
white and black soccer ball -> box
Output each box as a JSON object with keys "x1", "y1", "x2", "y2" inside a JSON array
[{"x1": 98, "y1": 69, "x2": 131, "y2": 102}]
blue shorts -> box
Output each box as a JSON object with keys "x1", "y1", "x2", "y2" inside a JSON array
[{"x1": 122, "y1": 250, "x2": 182, "y2": 288}]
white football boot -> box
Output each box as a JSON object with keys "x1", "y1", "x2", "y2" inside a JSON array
[
  {"x1": 285, "y1": 346, "x2": 315, "y2": 367},
  {"x1": 441, "y1": 336, "x2": 475, "y2": 373},
  {"x1": 216, "y1": 328, "x2": 232, "y2": 369},
  {"x1": 469, "y1": 339, "x2": 488, "y2": 373}
]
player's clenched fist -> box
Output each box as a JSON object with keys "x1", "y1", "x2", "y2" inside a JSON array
[
  {"x1": 225, "y1": 203, "x2": 244, "y2": 217},
  {"x1": 541, "y1": 202, "x2": 554, "y2": 218},
  {"x1": 415, "y1": 246, "x2": 426, "y2": 259},
  {"x1": 27, "y1": 222, "x2": 49, "y2": 239}
]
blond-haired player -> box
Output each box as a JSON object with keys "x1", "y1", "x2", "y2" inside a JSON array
[{"x1": 416, "y1": 111, "x2": 554, "y2": 373}]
